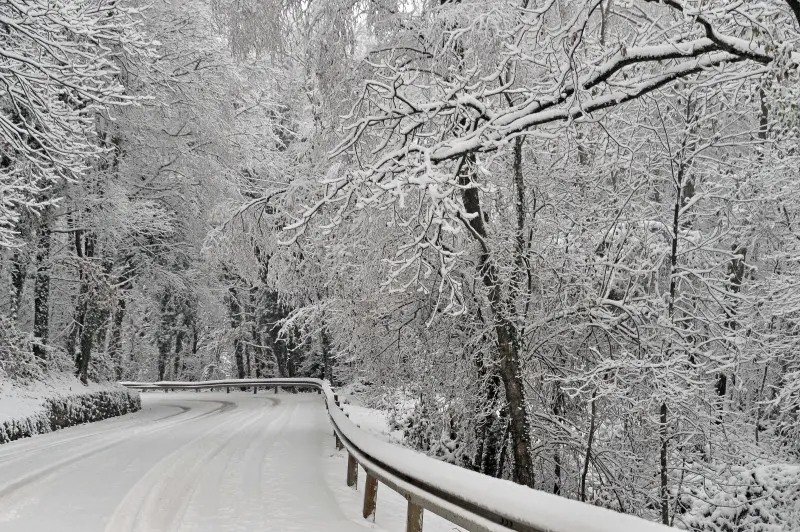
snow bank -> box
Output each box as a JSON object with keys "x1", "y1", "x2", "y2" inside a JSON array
[
  {"x1": 679, "y1": 462, "x2": 800, "y2": 532},
  {"x1": 0, "y1": 374, "x2": 140, "y2": 444}
]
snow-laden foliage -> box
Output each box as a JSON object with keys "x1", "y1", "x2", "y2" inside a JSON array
[
  {"x1": 2, "y1": 0, "x2": 799, "y2": 530},
  {"x1": 0, "y1": 0, "x2": 150, "y2": 246},
  {"x1": 0, "y1": 315, "x2": 40, "y2": 381}
]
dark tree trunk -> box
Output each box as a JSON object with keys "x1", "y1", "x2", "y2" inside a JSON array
[
  {"x1": 245, "y1": 344, "x2": 252, "y2": 377},
  {"x1": 321, "y1": 318, "x2": 333, "y2": 383},
  {"x1": 552, "y1": 385, "x2": 564, "y2": 495},
  {"x1": 660, "y1": 402, "x2": 670, "y2": 525},
  {"x1": 173, "y1": 329, "x2": 186, "y2": 380},
  {"x1": 495, "y1": 322, "x2": 534, "y2": 487},
  {"x1": 32, "y1": 218, "x2": 52, "y2": 359},
  {"x1": 474, "y1": 348, "x2": 506, "y2": 477},
  {"x1": 458, "y1": 155, "x2": 535, "y2": 488},
  {"x1": 580, "y1": 391, "x2": 598, "y2": 502},
  {"x1": 77, "y1": 301, "x2": 102, "y2": 385},
  {"x1": 157, "y1": 340, "x2": 170, "y2": 381},
  {"x1": 73, "y1": 230, "x2": 98, "y2": 385},
  {"x1": 227, "y1": 285, "x2": 247, "y2": 382},
  {"x1": 234, "y1": 339, "x2": 246, "y2": 379},
  {"x1": 108, "y1": 298, "x2": 127, "y2": 380},
  {"x1": 9, "y1": 250, "x2": 27, "y2": 321}
]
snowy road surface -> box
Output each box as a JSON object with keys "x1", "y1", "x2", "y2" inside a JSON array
[{"x1": 0, "y1": 392, "x2": 461, "y2": 532}]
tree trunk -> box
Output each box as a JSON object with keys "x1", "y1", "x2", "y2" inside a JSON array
[
  {"x1": 157, "y1": 339, "x2": 170, "y2": 381},
  {"x1": 226, "y1": 284, "x2": 247, "y2": 384},
  {"x1": 73, "y1": 230, "x2": 98, "y2": 385},
  {"x1": 474, "y1": 348, "x2": 506, "y2": 477},
  {"x1": 173, "y1": 329, "x2": 186, "y2": 380},
  {"x1": 77, "y1": 301, "x2": 102, "y2": 385},
  {"x1": 660, "y1": 402, "x2": 669, "y2": 525},
  {"x1": 9, "y1": 250, "x2": 27, "y2": 321},
  {"x1": 552, "y1": 384, "x2": 564, "y2": 495},
  {"x1": 321, "y1": 318, "x2": 333, "y2": 383},
  {"x1": 108, "y1": 298, "x2": 127, "y2": 380},
  {"x1": 235, "y1": 338, "x2": 246, "y2": 379},
  {"x1": 458, "y1": 155, "x2": 535, "y2": 487},
  {"x1": 580, "y1": 391, "x2": 597, "y2": 502},
  {"x1": 495, "y1": 322, "x2": 535, "y2": 487},
  {"x1": 32, "y1": 217, "x2": 52, "y2": 359}
]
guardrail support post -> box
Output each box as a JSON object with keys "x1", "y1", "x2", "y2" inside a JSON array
[
  {"x1": 226, "y1": 386, "x2": 230, "y2": 394},
  {"x1": 406, "y1": 500, "x2": 423, "y2": 532},
  {"x1": 274, "y1": 386, "x2": 279, "y2": 394},
  {"x1": 253, "y1": 386, "x2": 257, "y2": 394},
  {"x1": 195, "y1": 388, "x2": 199, "y2": 393},
  {"x1": 335, "y1": 433, "x2": 343, "y2": 450},
  {"x1": 346, "y1": 453, "x2": 358, "y2": 487},
  {"x1": 362, "y1": 472, "x2": 378, "y2": 521}
]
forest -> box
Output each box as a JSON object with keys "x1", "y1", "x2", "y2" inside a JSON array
[{"x1": 1, "y1": 0, "x2": 799, "y2": 530}]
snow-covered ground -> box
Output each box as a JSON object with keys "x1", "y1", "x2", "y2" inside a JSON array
[
  {"x1": 0, "y1": 374, "x2": 121, "y2": 424},
  {"x1": 0, "y1": 391, "x2": 464, "y2": 531},
  {"x1": 0, "y1": 374, "x2": 139, "y2": 444}
]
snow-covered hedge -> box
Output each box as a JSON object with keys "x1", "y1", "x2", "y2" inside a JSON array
[{"x1": 0, "y1": 384, "x2": 140, "y2": 444}]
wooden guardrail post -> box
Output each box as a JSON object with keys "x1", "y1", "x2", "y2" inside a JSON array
[
  {"x1": 363, "y1": 472, "x2": 378, "y2": 521},
  {"x1": 335, "y1": 433, "x2": 343, "y2": 450},
  {"x1": 226, "y1": 386, "x2": 230, "y2": 393},
  {"x1": 346, "y1": 453, "x2": 358, "y2": 487},
  {"x1": 406, "y1": 500, "x2": 423, "y2": 532},
  {"x1": 253, "y1": 385, "x2": 257, "y2": 394}
]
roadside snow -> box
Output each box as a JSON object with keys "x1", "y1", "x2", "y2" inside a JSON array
[
  {"x1": 0, "y1": 374, "x2": 110, "y2": 422},
  {"x1": 327, "y1": 386, "x2": 674, "y2": 532},
  {"x1": 325, "y1": 393, "x2": 465, "y2": 531},
  {"x1": 0, "y1": 373, "x2": 139, "y2": 443}
]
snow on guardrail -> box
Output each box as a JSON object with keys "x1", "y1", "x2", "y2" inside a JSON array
[{"x1": 120, "y1": 378, "x2": 675, "y2": 532}]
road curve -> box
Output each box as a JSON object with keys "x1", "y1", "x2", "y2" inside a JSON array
[{"x1": 0, "y1": 392, "x2": 374, "y2": 532}]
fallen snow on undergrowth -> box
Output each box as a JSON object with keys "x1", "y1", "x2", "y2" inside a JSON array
[
  {"x1": 327, "y1": 387, "x2": 465, "y2": 532},
  {"x1": 0, "y1": 373, "x2": 140, "y2": 443},
  {"x1": 335, "y1": 383, "x2": 410, "y2": 445}
]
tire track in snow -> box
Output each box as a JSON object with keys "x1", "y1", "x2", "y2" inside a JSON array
[
  {"x1": 103, "y1": 397, "x2": 281, "y2": 532},
  {"x1": 0, "y1": 403, "x2": 191, "y2": 464},
  {"x1": 0, "y1": 399, "x2": 237, "y2": 513},
  {"x1": 174, "y1": 396, "x2": 298, "y2": 531}
]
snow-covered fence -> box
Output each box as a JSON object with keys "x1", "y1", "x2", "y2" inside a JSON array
[{"x1": 119, "y1": 378, "x2": 675, "y2": 532}]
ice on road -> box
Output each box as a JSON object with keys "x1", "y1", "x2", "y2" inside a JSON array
[{"x1": 0, "y1": 392, "x2": 398, "y2": 532}]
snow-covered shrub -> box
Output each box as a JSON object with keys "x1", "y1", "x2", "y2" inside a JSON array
[
  {"x1": 677, "y1": 463, "x2": 800, "y2": 532},
  {"x1": 0, "y1": 388, "x2": 141, "y2": 444},
  {"x1": 0, "y1": 315, "x2": 43, "y2": 382}
]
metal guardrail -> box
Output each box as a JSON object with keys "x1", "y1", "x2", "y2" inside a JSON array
[{"x1": 119, "y1": 378, "x2": 674, "y2": 532}]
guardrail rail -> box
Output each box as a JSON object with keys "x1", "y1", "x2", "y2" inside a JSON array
[{"x1": 119, "y1": 378, "x2": 675, "y2": 532}]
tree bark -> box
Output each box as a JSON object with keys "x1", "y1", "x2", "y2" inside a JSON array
[
  {"x1": 660, "y1": 402, "x2": 669, "y2": 525},
  {"x1": 73, "y1": 230, "x2": 98, "y2": 385},
  {"x1": 458, "y1": 155, "x2": 535, "y2": 487},
  {"x1": 580, "y1": 391, "x2": 597, "y2": 502},
  {"x1": 108, "y1": 298, "x2": 126, "y2": 380},
  {"x1": 228, "y1": 286, "x2": 247, "y2": 381},
  {"x1": 9, "y1": 250, "x2": 27, "y2": 321},
  {"x1": 32, "y1": 216, "x2": 52, "y2": 359},
  {"x1": 173, "y1": 329, "x2": 186, "y2": 380},
  {"x1": 474, "y1": 346, "x2": 506, "y2": 476}
]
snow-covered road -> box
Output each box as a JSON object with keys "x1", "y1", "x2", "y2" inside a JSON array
[{"x1": 0, "y1": 392, "x2": 412, "y2": 532}]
